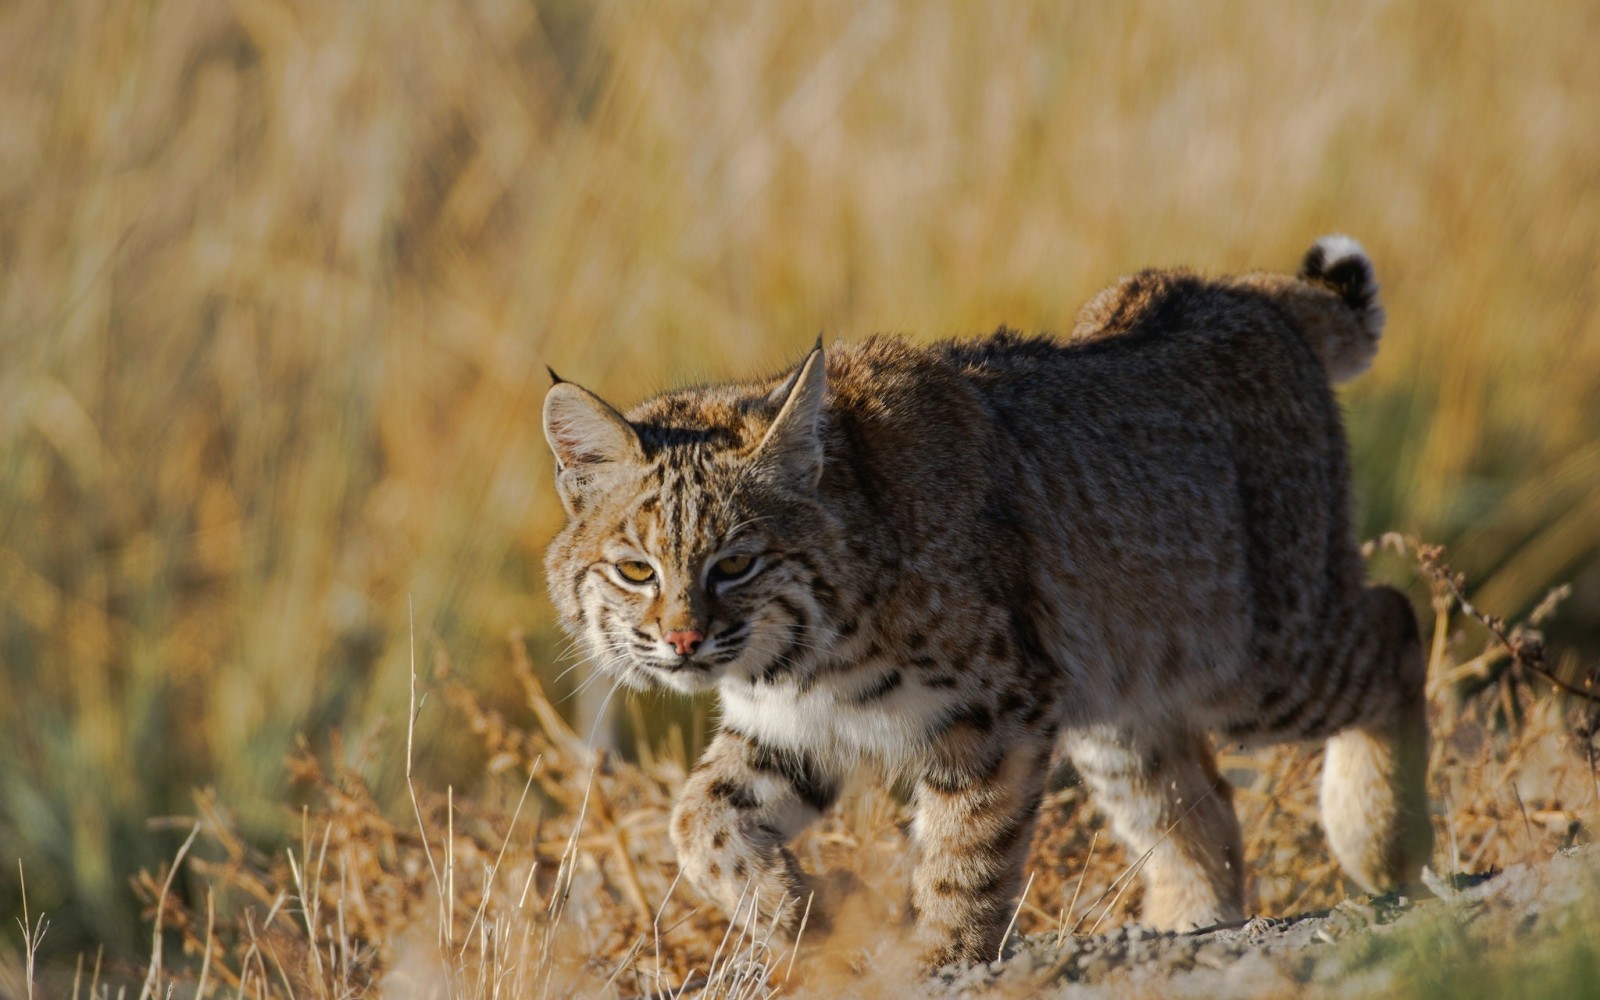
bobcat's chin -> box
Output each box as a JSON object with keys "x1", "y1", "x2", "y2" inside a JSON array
[{"x1": 645, "y1": 662, "x2": 722, "y2": 694}]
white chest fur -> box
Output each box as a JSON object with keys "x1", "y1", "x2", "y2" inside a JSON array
[{"x1": 718, "y1": 666, "x2": 955, "y2": 770}]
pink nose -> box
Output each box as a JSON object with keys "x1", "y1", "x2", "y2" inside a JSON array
[{"x1": 665, "y1": 629, "x2": 705, "y2": 657}]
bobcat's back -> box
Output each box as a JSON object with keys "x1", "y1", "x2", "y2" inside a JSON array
[{"x1": 798, "y1": 237, "x2": 1376, "y2": 730}]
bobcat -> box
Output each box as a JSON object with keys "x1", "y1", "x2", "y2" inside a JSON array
[{"x1": 541, "y1": 236, "x2": 1431, "y2": 968}]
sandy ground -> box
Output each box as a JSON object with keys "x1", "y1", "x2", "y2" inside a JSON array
[{"x1": 932, "y1": 848, "x2": 1597, "y2": 998}]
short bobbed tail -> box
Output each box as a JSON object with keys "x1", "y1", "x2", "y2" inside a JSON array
[{"x1": 1297, "y1": 234, "x2": 1385, "y2": 383}]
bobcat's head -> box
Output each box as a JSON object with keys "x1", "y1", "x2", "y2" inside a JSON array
[{"x1": 542, "y1": 346, "x2": 837, "y2": 695}]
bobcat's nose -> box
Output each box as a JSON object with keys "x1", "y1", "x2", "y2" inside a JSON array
[{"x1": 665, "y1": 629, "x2": 705, "y2": 657}]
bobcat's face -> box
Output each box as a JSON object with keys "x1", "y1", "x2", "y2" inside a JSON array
[
  {"x1": 555, "y1": 467, "x2": 827, "y2": 694},
  {"x1": 543, "y1": 349, "x2": 835, "y2": 696}
]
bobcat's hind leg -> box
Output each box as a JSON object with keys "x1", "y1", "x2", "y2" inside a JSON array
[
  {"x1": 1317, "y1": 585, "x2": 1432, "y2": 893},
  {"x1": 1064, "y1": 725, "x2": 1245, "y2": 931}
]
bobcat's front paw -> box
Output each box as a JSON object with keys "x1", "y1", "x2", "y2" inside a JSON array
[{"x1": 670, "y1": 778, "x2": 817, "y2": 935}]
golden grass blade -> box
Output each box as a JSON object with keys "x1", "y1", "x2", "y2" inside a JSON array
[{"x1": 138, "y1": 823, "x2": 200, "y2": 1000}]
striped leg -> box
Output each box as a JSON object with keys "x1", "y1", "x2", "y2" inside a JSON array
[
  {"x1": 1316, "y1": 585, "x2": 1432, "y2": 893},
  {"x1": 1230, "y1": 584, "x2": 1432, "y2": 894},
  {"x1": 670, "y1": 727, "x2": 841, "y2": 935},
  {"x1": 1064, "y1": 724, "x2": 1245, "y2": 931},
  {"x1": 910, "y1": 735, "x2": 1053, "y2": 968}
]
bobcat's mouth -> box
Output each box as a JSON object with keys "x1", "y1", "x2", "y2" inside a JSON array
[{"x1": 643, "y1": 656, "x2": 721, "y2": 693}]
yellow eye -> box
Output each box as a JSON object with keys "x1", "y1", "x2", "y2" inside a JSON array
[
  {"x1": 616, "y1": 560, "x2": 655, "y2": 583},
  {"x1": 714, "y1": 554, "x2": 754, "y2": 578}
]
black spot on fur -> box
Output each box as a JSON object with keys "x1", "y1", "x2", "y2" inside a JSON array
[
  {"x1": 986, "y1": 632, "x2": 1012, "y2": 662},
  {"x1": 852, "y1": 669, "x2": 903, "y2": 704},
  {"x1": 991, "y1": 806, "x2": 1038, "y2": 858},
  {"x1": 759, "y1": 657, "x2": 793, "y2": 685},
  {"x1": 920, "y1": 766, "x2": 967, "y2": 796},
  {"x1": 709, "y1": 779, "x2": 759, "y2": 810},
  {"x1": 969, "y1": 863, "x2": 1011, "y2": 900},
  {"x1": 758, "y1": 621, "x2": 808, "y2": 684},
  {"x1": 931, "y1": 702, "x2": 994, "y2": 738},
  {"x1": 774, "y1": 596, "x2": 809, "y2": 630},
  {"x1": 921, "y1": 746, "x2": 1008, "y2": 795},
  {"x1": 809, "y1": 574, "x2": 838, "y2": 612},
  {"x1": 998, "y1": 690, "x2": 1026, "y2": 718},
  {"x1": 748, "y1": 742, "x2": 838, "y2": 813}
]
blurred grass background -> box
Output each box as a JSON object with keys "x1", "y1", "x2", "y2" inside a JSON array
[{"x1": 1, "y1": 0, "x2": 1597, "y2": 966}]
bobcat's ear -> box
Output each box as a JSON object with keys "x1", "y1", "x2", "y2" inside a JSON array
[
  {"x1": 543, "y1": 381, "x2": 642, "y2": 513},
  {"x1": 754, "y1": 342, "x2": 826, "y2": 490}
]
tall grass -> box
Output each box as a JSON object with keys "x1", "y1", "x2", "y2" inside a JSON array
[{"x1": 1, "y1": 0, "x2": 1597, "y2": 970}]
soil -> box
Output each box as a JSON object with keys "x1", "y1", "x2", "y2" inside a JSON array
[{"x1": 933, "y1": 848, "x2": 1598, "y2": 998}]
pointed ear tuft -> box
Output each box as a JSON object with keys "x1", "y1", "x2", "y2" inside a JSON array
[
  {"x1": 543, "y1": 381, "x2": 642, "y2": 512},
  {"x1": 754, "y1": 344, "x2": 827, "y2": 489},
  {"x1": 545, "y1": 365, "x2": 566, "y2": 385}
]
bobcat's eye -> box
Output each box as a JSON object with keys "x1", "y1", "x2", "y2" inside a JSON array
[
  {"x1": 616, "y1": 560, "x2": 656, "y2": 584},
  {"x1": 711, "y1": 553, "x2": 756, "y2": 584}
]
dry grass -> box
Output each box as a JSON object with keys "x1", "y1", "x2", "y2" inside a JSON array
[{"x1": 2, "y1": 0, "x2": 1598, "y2": 993}]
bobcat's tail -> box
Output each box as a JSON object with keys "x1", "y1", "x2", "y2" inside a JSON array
[{"x1": 1294, "y1": 235, "x2": 1385, "y2": 384}]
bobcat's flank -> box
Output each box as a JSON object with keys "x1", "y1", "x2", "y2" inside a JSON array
[{"x1": 541, "y1": 236, "x2": 1431, "y2": 968}]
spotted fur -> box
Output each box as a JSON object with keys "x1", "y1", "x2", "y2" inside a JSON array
[{"x1": 542, "y1": 236, "x2": 1431, "y2": 968}]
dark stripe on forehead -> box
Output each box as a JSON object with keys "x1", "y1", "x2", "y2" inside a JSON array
[
  {"x1": 663, "y1": 465, "x2": 698, "y2": 560},
  {"x1": 659, "y1": 451, "x2": 736, "y2": 561},
  {"x1": 634, "y1": 421, "x2": 739, "y2": 456}
]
